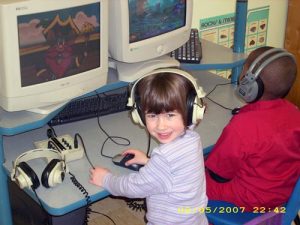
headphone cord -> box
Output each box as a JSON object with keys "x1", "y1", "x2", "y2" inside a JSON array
[
  {"x1": 74, "y1": 133, "x2": 95, "y2": 169},
  {"x1": 205, "y1": 81, "x2": 237, "y2": 111},
  {"x1": 32, "y1": 188, "x2": 51, "y2": 225}
]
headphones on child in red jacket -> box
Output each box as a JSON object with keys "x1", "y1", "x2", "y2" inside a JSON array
[{"x1": 237, "y1": 48, "x2": 296, "y2": 103}]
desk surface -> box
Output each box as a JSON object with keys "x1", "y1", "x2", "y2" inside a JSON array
[{"x1": 3, "y1": 71, "x2": 244, "y2": 216}]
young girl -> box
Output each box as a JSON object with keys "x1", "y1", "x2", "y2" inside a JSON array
[{"x1": 90, "y1": 69, "x2": 208, "y2": 225}]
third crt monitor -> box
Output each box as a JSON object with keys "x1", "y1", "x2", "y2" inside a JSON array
[
  {"x1": 0, "y1": 0, "x2": 108, "y2": 114},
  {"x1": 108, "y1": 0, "x2": 193, "y2": 82}
]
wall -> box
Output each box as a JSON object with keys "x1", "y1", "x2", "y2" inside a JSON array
[
  {"x1": 192, "y1": 0, "x2": 288, "y2": 48},
  {"x1": 285, "y1": 0, "x2": 300, "y2": 108}
]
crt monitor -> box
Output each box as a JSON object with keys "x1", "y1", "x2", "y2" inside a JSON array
[
  {"x1": 109, "y1": 0, "x2": 193, "y2": 63},
  {"x1": 0, "y1": 0, "x2": 108, "y2": 114},
  {"x1": 108, "y1": 0, "x2": 193, "y2": 82}
]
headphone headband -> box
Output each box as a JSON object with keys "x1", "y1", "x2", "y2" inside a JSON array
[
  {"x1": 13, "y1": 149, "x2": 64, "y2": 167},
  {"x1": 127, "y1": 68, "x2": 206, "y2": 127},
  {"x1": 127, "y1": 68, "x2": 206, "y2": 108},
  {"x1": 248, "y1": 48, "x2": 296, "y2": 79}
]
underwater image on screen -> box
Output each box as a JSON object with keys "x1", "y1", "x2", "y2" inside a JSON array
[
  {"x1": 128, "y1": 0, "x2": 186, "y2": 43},
  {"x1": 18, "y1": 3, "x2": 101, "y2": 87}
]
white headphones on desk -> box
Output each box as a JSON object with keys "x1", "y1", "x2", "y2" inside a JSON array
[
  {"x1": 11, "y1": 148, "x2": 68, "y2": 190},
  {"x1": 127, "y1": 68, "x2": 206, "y2": 127}
]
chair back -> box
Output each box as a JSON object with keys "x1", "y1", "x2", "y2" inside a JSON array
[{"x1": 282, "y1": 176, "x2": 300, "y2": 225}]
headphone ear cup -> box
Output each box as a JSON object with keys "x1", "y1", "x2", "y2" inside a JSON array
[
  {"x1": 41, "y1": 159, "x2": 65, "y2": 188},
  {"x1": 187, "y1": 91, "x2": 205, "y2": 126},
  {"x1": 237, "y1": 74, "x2": 259, "y2": 103},
  {"x1": 131, "y1": 107, "x2": 145, "y2": 127},
  {"x1": 254, "y1": 76, "x2": 264, "y2": 102},
  {"x1": 193, "y1": 98, "x2": 205, "y2": 124},
  {"x1": 16, "y1": 162, "x2": 40, "y2": 189},
  {"x1": 131, "y1": 95, "x2": 145, "y2": 127},
  {"x1": 186, "y1": 91, "x2": 196, "y2": 126}
]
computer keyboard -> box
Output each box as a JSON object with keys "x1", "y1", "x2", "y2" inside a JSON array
[
  {"x1": 170, "y1": 28, "x2": 202, "y2": 64},
  {"x1": 48, "y1": 86, "x2": 130, "y2": 126}
]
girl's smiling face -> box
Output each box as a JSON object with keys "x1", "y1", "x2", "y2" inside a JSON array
[{"x1": 145, "y1": 110, "x2": 185, "y2": 144}]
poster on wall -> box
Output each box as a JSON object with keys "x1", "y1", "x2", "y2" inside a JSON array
[{"x1": 199, "y1": 6, "x2": 269, "y2": 79}]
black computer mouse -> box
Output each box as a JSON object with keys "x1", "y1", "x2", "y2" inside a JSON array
[{"x1": 112, "y1": 153, "x2": 143, "y2": 171}]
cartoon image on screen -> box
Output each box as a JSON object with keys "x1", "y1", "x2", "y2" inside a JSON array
[
  {"x1": 18, "y1": 3, "x2": 101, "y2": 87},
  {"x1": 128, "y1": 0, "x2": 186, "y2": 43}
]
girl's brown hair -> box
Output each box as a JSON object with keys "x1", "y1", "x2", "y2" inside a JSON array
[{"x1": 135, "y1": 72, "x2": 196, "y2": 127}]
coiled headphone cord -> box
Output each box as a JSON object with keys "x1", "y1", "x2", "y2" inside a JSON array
[
  {"x1": 69, "y1": 172, "x2": 116, "y2": 225},
  {"x1": 47, "y1": 126, "x2": 116, "y2": 225},
  {"x1": 69, "y1": 172, "x2": 91, "y2": 225},
  {"x1": 70, "y1": 134, "x2": 116, "y2": 225}
]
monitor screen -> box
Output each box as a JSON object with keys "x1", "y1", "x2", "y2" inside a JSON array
[
  {"x1": 0, "y1": 0, "x2": 108, "y2": 114},
  {"x1": 108, "y1": 0, "x2": 192, "y2": 63},
  {"x1": 18, "y1": 3, "x2": 101, "y2": 87},
  {"x1": 128, "y1": 0, "x2": 186, "y2": 43}
]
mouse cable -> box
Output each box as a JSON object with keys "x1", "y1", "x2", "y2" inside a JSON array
[
  {"x1": 205, "y1": 81, "x2": 237, "y2": 111},
  {"x1": 94, "y1": 91, "x2": 131, "y2": 159},
  {"x1": 125, "y1": 132, "x2": 150, "y2": 213}
]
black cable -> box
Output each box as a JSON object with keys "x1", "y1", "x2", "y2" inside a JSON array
[
  {"x1": 145, "y1": 131, "x2": 151, "y2": 157},
  {"x1": 205, "y1": 81, "x2": 238, "y2": 111},
  {"x1": 32, "y1": 188, "x2": 50, "y2": 225},
  {"x1": 69, "y1": 172, "x2": 92, "y2": 225},
  {"x1": 94, "y1": 91, "x2": 150, "y2": 212},
  {"x1": 90, "y1": 210, "x2": 117, "y2": 225},
  {"x1": 94, "y1": 92, "x2": 131, "y2": 159},
  {"x1": 47, "y1": 125, "x2": 58, "y2": 137},
  {"x1": 126, "y1": 198, "x2": 147, "y2": 212},
  {"x1": 74, "y1": 133, "x2": 95, "y2": 169},
  {"x1": 69, "y1": 172, "x2": 116, "y2": 225},
  {"x1": 47, "y1": 140, "x2": 61, "y2": 152},
  {"x1": 206, "y1": 96, "x2": 234, "y2": 111},
  {"x1": 125, "y1": 132, "x2": 150, "y2": 212}
]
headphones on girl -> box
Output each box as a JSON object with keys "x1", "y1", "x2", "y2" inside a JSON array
[
  {"x1": 237, "y1": 48, "x2": 296, "y2": 103},
  {"x1": 11, "y1": 148, "x2": 68, "y2": 190},
  {"x1": 127, "y1": 68, "x2": 206, "y2": 127}
]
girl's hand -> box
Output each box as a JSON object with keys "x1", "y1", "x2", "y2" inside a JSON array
[
  {"x1": 122, "y1": 149, "x2": 149, "y2": 166},
  {"x1": 89, "y1": 167, "x2": 110, "y2": 187}
]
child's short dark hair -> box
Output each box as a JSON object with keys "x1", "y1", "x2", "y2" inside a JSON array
[{"x1": 136, "y1": 72, "x2": 196, "y2": 127}]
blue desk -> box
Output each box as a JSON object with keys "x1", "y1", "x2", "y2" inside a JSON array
[{"x1": 1, "y1": 71, "x2": 244, "y2": 224}]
